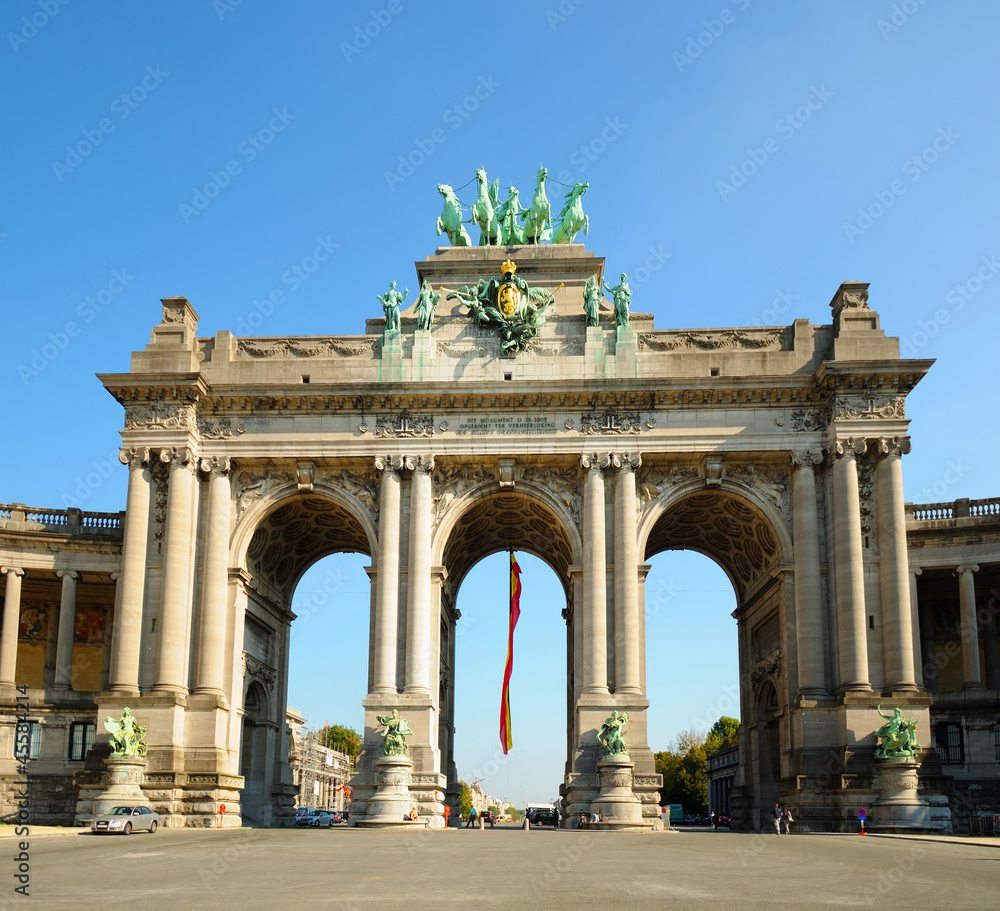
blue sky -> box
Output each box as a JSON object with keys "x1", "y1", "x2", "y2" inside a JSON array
[{"x1": 3, "y1": 1, "x2": 999, "y2": 803}]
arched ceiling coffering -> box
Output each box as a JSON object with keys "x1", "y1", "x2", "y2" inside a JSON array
[
  {"x1": 245, "y1": 495, "x2": 370, "y2": 601},
  {"x1": 441, "y1": 491, "x2": 574, "y2": 599},
  {"x1": 643, "y1": 491, "x2": 781, "y2": 602}
]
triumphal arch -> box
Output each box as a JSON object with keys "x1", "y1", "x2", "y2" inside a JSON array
[
  {"x1": 10, "y1": 171, "x2": 995, "y2": 831},
  {"x1": 75, "y1": 217, "x2": 942, "y2": 831}
]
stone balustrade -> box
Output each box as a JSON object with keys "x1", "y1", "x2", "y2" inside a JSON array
[
  {"x1": 906, "y1": 497, "x2": 1000, "y2": 522},
  {"x1": 0, "y1": 503, "x2": 124, "y2": 535}
]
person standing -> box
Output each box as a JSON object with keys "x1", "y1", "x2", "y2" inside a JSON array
[
  {"x1": 782, "y1": 806, "x2": 794, "y2": 835},
  {"x1": 466, "y1": 805, "x2": 477, "y2": 828},
  {"x1": 771, "y1": 803, "x2": 782, "y2": 834}
]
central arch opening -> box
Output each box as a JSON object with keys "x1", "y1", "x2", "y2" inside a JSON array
[{"x1": 437, "y1": 484, "x2": 578, "y2": 819}]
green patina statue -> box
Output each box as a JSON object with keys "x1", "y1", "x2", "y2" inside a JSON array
[
  {"x1": 436, "y1": 184, "x2": 472, "y2": 247},
  {"x1": 521, "y1": 166, "x2": 551, "y2": 244},
  {"x1": 603, "y1": 273, "x2": 632, "y2": 328},
  {"x1": 446, "y1": 259, "x2": 558, "y2": 357},
  {"x1": 497, "y1": 185, "x2": 526, "y2": 245},
  {"x1": 376, "y1": 709, "x2": 413, "y2": 756},
  {"x1": 597, "y1": 710, "x2": 630, "y2": 757},
  {"x1": 873, "y1": 705, "x2": 920, "y2": 761},
  {"x1": 552, "y1": 182, "x2": 589, "y2": 244},
  {"x1": 471, "y1": 168, "x2": 500, "y2": 246},
  {"x1": 582, "y1": 276, "x2": 601, "y2": 328},
  {"x1": 104, "y1": 707, "x2": 148, "y2": 758},
  {"x1": 415, "y1": 279, "x2": 441, "y2": 331},
  {"x1": 377, "y1": 280, "x2": 407, "y2": 334}
]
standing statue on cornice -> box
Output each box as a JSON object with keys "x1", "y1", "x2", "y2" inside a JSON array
[
  {"x1": 377, "y1": 280, "x2": 407, "y2": 334},
  {"x1": 582, "y1": 276, "x2": 601, "y2": 327},
  {"x1": 415, "y1": 280, "x2": 441, "y2": 331},
  {"x1": 603, "y1": 273, "x2": 632, "y2": 328}
]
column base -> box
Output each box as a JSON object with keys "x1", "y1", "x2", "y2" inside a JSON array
[
  {"x1": 355, "y1": 756, "x2": 427, "y2": 828},
  {"x1": 590, "y1": 756, "x2": 647, "y2": 830}
]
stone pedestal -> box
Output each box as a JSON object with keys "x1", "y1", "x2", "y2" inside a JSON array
[
  {"x1": 355, "y1": 755, "x2": 426, "y2": 829},
  {"x1": 590, "y1": 755, "x2": 645, "y2": 829},
  {"x1": 870, "y1": 760, "x2": 930, "y2": 832},
  {"x1": 90, "y1": 757, "x2": 150, "y2": 819}
]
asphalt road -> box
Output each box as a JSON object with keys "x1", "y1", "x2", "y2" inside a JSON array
[{"x1": 11, "y1": 825, "x2": 999, "y2": 910}]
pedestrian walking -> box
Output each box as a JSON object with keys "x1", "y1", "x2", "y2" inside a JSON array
[
  {"x1": 465, "y1": 806, "x2": 477, "y2": 828},
  {"x1": 771, "y1": 802, "x2": 782, "y2": 834},
  {"x1": 781, "y1": 806, "x2": 794, "y2": 835}
]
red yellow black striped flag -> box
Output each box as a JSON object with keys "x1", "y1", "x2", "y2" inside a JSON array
[{"x1": 499, "y1": 551, "x2": 521, "y2": 754}]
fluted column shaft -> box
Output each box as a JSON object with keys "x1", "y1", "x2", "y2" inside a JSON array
[
  {"x1": 404, "y1": 456, "x2": 433, "y2": 695},
  {"x1": 155, "y1": 449, "x2": 196, "y2": 693},
  {"x1": 581, "y1": 454, "x2": 608, "y2": 695},
  {"x1": 373, "y1": 457, "x2": 402, "y2": 694},
  {"x1": 832, "y1": 440, "x2": 870, "y2": 691},
  {"x1": 195, "y1": 458, "x2": 231, "y2": 695},
  {"x1": 613, "y1": 452, "x2": 641, "y2": 695},
  {"x1": 791, "y1": 451, "x2": 826, "y2": 696},
  {"x1": 0, "y1": 567, "x2": 24, "y2": 685},
  {"x1": 909, "y1": 568, "x2": 924, "y2": 688},
  {"x1": 109, "y1": 450, "x2": 151, "y2": 694},
  {"x1": 54, "y1": 570, "x2": 79, "y2": 690},
  {"x1": 876, "y1": 438, "x2": 917, "y2": 692},
  {"x1": 957, "y1": 564, "x2": 982, "y2": 689}
]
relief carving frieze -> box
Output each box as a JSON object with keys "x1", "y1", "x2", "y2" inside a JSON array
[
  {"x1": 580, "y1": 411, "x2": 642, "y2": 435},
  {"x1": 235, "y1": 468, "x2": 296, "y2": 517},
  {"x1": 236, "y1": 337, "x2": 377, "y2": 359},
  {"x1": 432, "y1": 465, "x2": 495, "y2": 530},
  {"x1": 124, "y1": 401, "x2": 197, "y2": 432},
  {"x1": 725, "y1": 463, "x2": 790, "y2": 526},
  {"x1": 326, "y1": 468, "x2": 378, "y2": 523},
  {"x1": 639, "y1": 328, "x2": 788, "y2": 351},
  {"x1": 435, "y1": 340, "x2": 502, "y2": 359},
  {"x1": 519, "y1": 465, "x2": 583, "y2": 528},
  {"x1": 833, "y1": 393, "x2": 905, "y2": 421},
  {"x1": 197, "y1": 417, "x2": 246, "y2": 440},
  {"x1": 375, "y1": 412, "x2": 434, "y2": 439},
  {"x1": 750, "y1": 650, "x2": 782, "y2": 688},
  {"x1": 242, "y1": 652, "x2": 277, "y2": 691},
  {"x1": 857, "y1": 451, "x2": 877, "y2": 550},
  {"x1": 790, "y1": 408, "x2": 829, "y2": 432},
  {"x1": 636, "y1": 463, "x2": 700, "y2": 514}
]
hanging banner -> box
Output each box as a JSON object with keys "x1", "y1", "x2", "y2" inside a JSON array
[{"x1": 499, "y1": 552, "x2": 522, "y2": 754}]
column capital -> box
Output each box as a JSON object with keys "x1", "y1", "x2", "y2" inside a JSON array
[
  {"x1": 410, "y1": 455, "x2": 435, "y2": 474},
  {"x1": 830, "y1": 437, "x2": 867, "y2": 460},
  {"x1": 908, "y1": 566, "x2": 923, "y2": 579},
  {"x1": 580, "y1": 452, "x2": 611, "y2": 471},
  {"x1": 374, "y1": 454, "x2": 405, "y2": 473},
  {"x1": 874, "y1": 436, "x2": 912, "y2": 458},
  {"x1": 610, "y1": 451, "x2": 642, "y2": 472},
  {"x1": 56, "y1": 569, "x2": 80, "y2": 581},
  {"x1": 0, "y1": 566, "x2": 24, "y2": 578},
  {"x1": 199, "y1": 456, "x2": 232, "y2": 477},
  {"x1": 159, "y1": 447, "x2": 195, "y2": 470},
  {"x1": 790, "y1": 449, "x2": 824, "y2": 469},
  {"x1": 956, "y1": 563, "x2": 980, "y2": 576},
  {"x1": 119, "y1": 447, "x2": 151, "y2": 469}
]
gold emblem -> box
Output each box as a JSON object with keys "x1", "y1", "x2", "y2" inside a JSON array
[{"x1": 498, "y1": 281, "x2": 520, "y2": 317}]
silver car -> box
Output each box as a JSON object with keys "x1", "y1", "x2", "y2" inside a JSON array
[{"x1": 91, "y1": 805, "x2": 160, "y2": 835}]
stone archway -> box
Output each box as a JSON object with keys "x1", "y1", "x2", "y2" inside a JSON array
[
  {"x1": 229, "y1": 480, "x2": 377, "y2": 825},
  {"x1": 432, "y1": 482, "x2": 579, "y2": 811},
  {"x1": 639, "y1": 479, "x2": 792, "y2": 831}
]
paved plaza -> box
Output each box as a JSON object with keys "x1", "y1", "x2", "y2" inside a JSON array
[{"x1": 10, "y1": 825, "x2": 999, "y2": 910}]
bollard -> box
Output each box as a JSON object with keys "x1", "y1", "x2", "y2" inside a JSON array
[
  {"x1": 523, "y1": 816, "x2": 530, "y2": 831},
  {"x1": 479, "y1": 816, "x2": 484, "y2": 830}
]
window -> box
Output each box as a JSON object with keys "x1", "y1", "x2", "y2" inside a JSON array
[
  {"x1": 13, "y1": 721, "x2": 41, "y2": 761},
  {"x1": 69, "y1": 722, "x2": 96, "y2": 761},
  {"x1": 936, "y1": 722, "x2": 964, "y2": 764}
]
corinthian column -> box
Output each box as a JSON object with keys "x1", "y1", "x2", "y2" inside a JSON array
[
  {"x1": 613, "y1": 451, "x2": 642, "y2": 696},
  {"x1": 404, "y1": 455, "x2": 433, "y2": 695},
  {"x1": 372, "y1": 455, "x2": 403, "y2": 694},
  {"x1": 0, "y1": 567, "x2": 24, "y2": 686},
  {"x1": 54, "y1": 570, "x2": 79, "y2": 691},
  {"x1": 109, "y1": 448, "x2": 151, "y2": 695},
  {"x1": 875, "y1": 436, "x2": 917, "y2": 692},
  {"x1": 831, "y1": 438, "x2": 871, "y2": 692},
  {"x1": 956, "y1": 564, "x2": 982, "y2": 690},
  {"x1": 791, "y1": 450, "x2": 826, "y2": 697},
  {"x1": 580, "y1": 453, "x2": 609, "y2": 695},
  {"x1": 155, "y1": 448, "x2": 196, "y2": 694},
  {"x1": 195, "y1": 457, "x2": 231, "y2": 696}
]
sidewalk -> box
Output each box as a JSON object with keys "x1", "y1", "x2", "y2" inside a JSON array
[{"x1": 864, "y1": 831, "x2": 1000, "y2": 849}]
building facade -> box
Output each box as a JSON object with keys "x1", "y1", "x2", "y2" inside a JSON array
[{"x1": 0, "y1": 244, "x2": 998, "y2": 832}]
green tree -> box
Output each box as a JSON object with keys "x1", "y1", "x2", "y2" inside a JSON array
[
  {"x1": 505, "y1": 806, "x2": 520, "y2": 820},
  {"x1": 458, "y1": 780, "x2": 472, "y2": 817},
  {"x1": 654, "y1": 729, "x2": 709, "y2": 815},
  {"x1": 705, "y1": 716, "x2": 740, "y2": 757},
  {"x1": 317, "y1": 724, "x2": 362, "y2": 759}
]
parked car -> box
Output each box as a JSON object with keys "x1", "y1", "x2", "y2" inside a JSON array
[
  {"x1": 716, "y1": 815, "x2": 731, "y2": 827},
  {"x1": 307, "y1": 811, "x2": 340, "y2": 827},
  {"x1": 528, "y1": 808, "x2": 559, "y2": 827},
  {"x1": 91, "y1": 805, "x2": 159, "y2": 835},
  {"x1": 480, "y1": 810, "x2": 496, "y2": 827},
  {"x1": 296, "y1": 809, "x2": 325, "y2": 827},
  {"x1": 295, "y1": 806, "x2": 316, "y2": 823}
]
